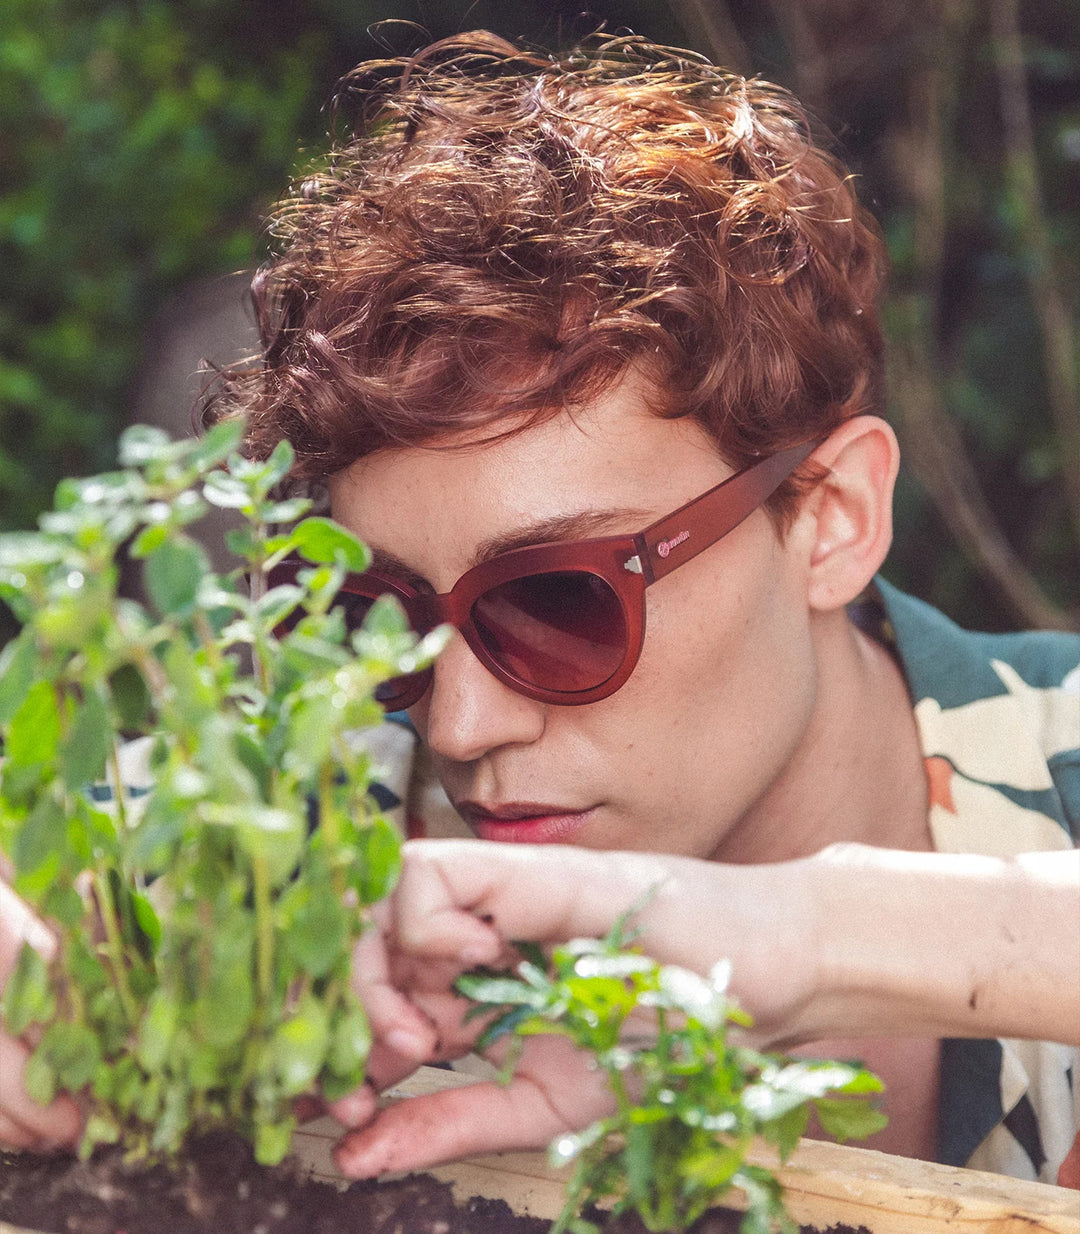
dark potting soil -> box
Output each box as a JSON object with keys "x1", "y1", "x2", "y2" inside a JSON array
[{"x1": 0, "y1": 1132, "x2": 868, "y2": 1234}]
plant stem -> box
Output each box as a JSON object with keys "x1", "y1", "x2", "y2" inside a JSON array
[
  {"x1": 92, "y1": 866, "x2": 140, "y2": 1027},
  {"x1": 318, "y1": 760, "x2": 346, "y2": 900},
  {"x1": 252, "y1": 851, "x2": 274, "y2": 1014}
]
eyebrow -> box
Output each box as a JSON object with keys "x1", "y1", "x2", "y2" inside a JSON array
[
  {"x1": 471, "y1": 508, "x2": 649, "y2": 566},
  {"x1": 366, "y1": 506, "x2": 650, "y2": 590}
]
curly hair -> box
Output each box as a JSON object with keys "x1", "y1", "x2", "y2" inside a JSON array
[{"x1": 207, "y1": 31, "x2": 888, "y2": 519}]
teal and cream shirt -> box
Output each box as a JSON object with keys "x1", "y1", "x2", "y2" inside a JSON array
[{"x1": 873, "y1": 578, "x2": 1080, "y2": 1184}]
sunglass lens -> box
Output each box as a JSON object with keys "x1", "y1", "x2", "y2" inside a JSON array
[{"x1": 471, "y1": 571, "x2": 626, "y2": 694}]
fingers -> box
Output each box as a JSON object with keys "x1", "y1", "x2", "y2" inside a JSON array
[
  {"x1": 394, "y1": 840, "x2": 651, "y2": 959},
  {"x1": 0, "y1": 882, "x2": 77, "y2": 1152},
  {"x1": 335, "y1": 1035, "x2": 613, "y2": 1178},
  {"x1": 0, "y1": 1034, "x2": 81, "y2": 1151},
  {"x1": 351, "y1": 907, "x2": 441, "y2": 1064},
  {"x1": 0, "y1": 881, "x2": 56, "y2": 985},
  {"x1": 334, "y1": 1079, "x2": 554, "y2": 1176}
]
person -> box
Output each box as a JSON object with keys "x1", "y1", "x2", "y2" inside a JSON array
[{"x1": 2, "y1": 31, "x2": 1078, "y2": 1189}]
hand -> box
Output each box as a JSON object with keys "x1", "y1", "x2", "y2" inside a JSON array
[
  {"x1": 334, "y1": 839, "x2": 820, "y2": 1177},
  {"x1": 0, "y1": 880, "x2": 82, "y2": 1151},
  {"x1": 337, "y1": 839, "x2": 1079, "y2": 1177}
]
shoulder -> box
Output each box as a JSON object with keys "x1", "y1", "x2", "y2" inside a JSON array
[{"x1": 872, "y1": 577, "x2": 1080, "y2": 844}]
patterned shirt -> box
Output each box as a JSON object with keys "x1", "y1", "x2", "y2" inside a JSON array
[{"x1": 873, "y1": 578, "x2": 1080, "y2": 1184}]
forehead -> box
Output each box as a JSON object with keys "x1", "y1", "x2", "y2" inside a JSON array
[{"x1": 328, "y1": 374, "x2": 732, "y2": 580}]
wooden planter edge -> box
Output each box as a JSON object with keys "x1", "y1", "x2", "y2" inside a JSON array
[{"x1": 2, "y1": 1067, "x2": 1077, "y2": 1234}]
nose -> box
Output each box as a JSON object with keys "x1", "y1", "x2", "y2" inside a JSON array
[{"x1": 411, "y1": 630, "x2": 546, "y2": 763}]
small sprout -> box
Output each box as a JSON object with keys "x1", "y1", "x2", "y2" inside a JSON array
[{"x1": 459, "y1": 906, "x2": 887, "y2": 1234}]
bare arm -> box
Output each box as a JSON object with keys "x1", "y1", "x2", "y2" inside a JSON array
[
  {"x1": 809, "y1": 844, "x2": 1079, "y2": 1046},
  {"x1": 336, "y1": 839, "x2": 1079, "y2": 1177}
]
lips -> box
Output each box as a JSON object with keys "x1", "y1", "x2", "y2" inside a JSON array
[{"x1": 456, "y1": 801, "x2": 595, "y2": 845}]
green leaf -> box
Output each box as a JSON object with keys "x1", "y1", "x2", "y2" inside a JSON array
[
  {"x1": 39, "y1": 1020, "x2": 101, "y2": 1091},
  {"x1": 108, "y1": 663, "x2": 153, "y2": 732},
  {"x1": 358, "y1": 592, "x2": 409, "y2": 638},
  {"x1": 455, "y1": 974, "x2": 549, "y2": 1008},
  {"x1": 812, "y1": 1098, "x2": 889, "y2": 1143},
  {"x1": 129, "y1": 523, "x2": 169, "y2": 557},
  {"x1": 742, "y1": 1082, "x2": 811, "y2": 1123},
  {"x1": 291, "y1": 517, "x2": 370, "y2": 571},
  {"x1": 623, "y1": 1121, "x2": 654, "y2": 1205},
  {"x1": 0, "y1": 631, "x2": 36, "y2": 725},
  {"x1": 325, "y1": 997, "x2": 372, "y2": 1082},
  {"x1": 190, "y1": 418, "x2": 246, "y2": 470},
  {"x1": 351, "y1": 816, "x2": 402, "y2": 905},
  {"x1": 254, "y1": 583, "x2": 305, "y2": 628},
  {"x1": 1, "y1": 943, "x2": 57, "y2": 1036},
  {"x1": 269, "y1": 994, "x2": 330, "y2": 1096},
  {"x1": 6, "y1": 679, "x2": 61, "y2": 768},
  {"x1": 59, "y1": 688, "x2": 111, "y2": 789},
  {"x1": 283, "y1": 888, "x2": 348, "y2": 979},
  {"x1": 769, "y1": 1060, "x2": 879, "y2": 1098},
  {"x1": 22, "y1": 1049, "x2": 57, "y2": 1106},
  {"x1": 14, "y1": 795, "x2": 68, "y2": 877},
  {"x1": 261, "y1": 497, "x2": 312, "y2": 523},
  {"x1": 763, "y1": 1102, "x2": 810, "y2": 1161},
  {"x1": 254, "y1": 1115, "x2": 296, "y2": 1167},
  {"x1": 681, "y1": 1140, "x2": 746, "y2": 1189},
  {"x1": 144, "y1": 537, "x2": 209, "y2": 616},
  {"x1": 472, "y1": 1003, "x2": 544, "y2": 1051},
  {"x1": 199, "y1": 951, "x2": 256, "y2": 1050},
  {"x1": 137, "y1": 989, "x2": 180, "y2": 1072},
  {"x1": 202, "y1": 469, "x2": 251, "y2": 510},
  {"x1": 118, "y1": 425, "x2": 172, "y2": 467}
]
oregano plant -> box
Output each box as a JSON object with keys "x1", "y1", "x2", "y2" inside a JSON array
[
  {"x1": 459, "y1": 912, "x2": 888, "y2": 1234},
  {"x1": 0, "y1": 420, "x2": 445, "y2": 1165}
]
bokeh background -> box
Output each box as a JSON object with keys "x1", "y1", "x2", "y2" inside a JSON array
[{"x1": 2, "y1": 0, "x2": 1078, "y2": 637}]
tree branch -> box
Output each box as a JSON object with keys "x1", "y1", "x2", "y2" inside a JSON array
[
  {"x1": 886, "y1": 0, "x2": 1076, "y2": 630},
  {"x1": 988, "y1": 0, "x2": 1080, "y2": 541}
]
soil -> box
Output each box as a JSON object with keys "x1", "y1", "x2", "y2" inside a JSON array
[{"x1": 0, "y1": 1134, "x2": 868, "y2": 1234}]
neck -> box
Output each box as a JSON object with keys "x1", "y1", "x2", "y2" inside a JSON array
[{"x1": 712, "y1": 609, "x2": 933, "y2": 864}]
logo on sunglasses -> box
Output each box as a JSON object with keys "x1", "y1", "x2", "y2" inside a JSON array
[{"x1": 656, "y1": 529, "x2": 690, "y2": 559}]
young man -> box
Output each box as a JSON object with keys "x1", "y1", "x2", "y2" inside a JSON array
[{"x1": 1, "y1": 32, "x2": 1077, "y2": 1186}]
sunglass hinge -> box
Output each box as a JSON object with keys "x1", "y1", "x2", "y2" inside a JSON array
[{"x1": 623, "y1": 554, "x2": 643, "y2": 574}]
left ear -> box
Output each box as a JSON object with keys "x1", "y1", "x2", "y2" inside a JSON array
[{"x1": 794, "y1": 415, "x2": 899, "y2": 613}]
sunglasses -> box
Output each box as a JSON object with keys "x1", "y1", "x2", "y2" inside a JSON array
[{"x1": 268, "y1": 437, "x2": 821, "y2": 709}]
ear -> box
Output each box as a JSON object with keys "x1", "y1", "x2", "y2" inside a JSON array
[{"x1": 796, "y1": 415, "x2": 899, "y2": 612}]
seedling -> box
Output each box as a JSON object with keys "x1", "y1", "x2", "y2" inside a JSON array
[
  {"x1": 0, "y1": 421, "x2": 445, "y2": 1165},
  {"x1": 460, "y1": 913, "x2": 888, "y2": 1234}
]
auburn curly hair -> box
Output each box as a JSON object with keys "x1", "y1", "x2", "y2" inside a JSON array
[{"x1": 207, "y1": 31, "x2": 888, "y2": 520}]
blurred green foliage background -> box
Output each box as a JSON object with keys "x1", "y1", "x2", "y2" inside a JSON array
[{"x1": 1, "y1": 0, "x2": 1077, "y2": 634}]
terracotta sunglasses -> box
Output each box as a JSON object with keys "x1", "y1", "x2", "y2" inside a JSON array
[{"x1": 268, "y1": 437, "x2": 820, "y2": 709}]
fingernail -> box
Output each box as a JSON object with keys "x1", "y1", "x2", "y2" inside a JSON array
[
  {"x1": 459, "y1": 942, "x2": 498, "y2": 965},
  {"x1": 334, "y1": 1141, "x2": 378, "y2": 1179},
  {"x1": 385, "y1": 1028, "x2": 429, "y2": 1059}
]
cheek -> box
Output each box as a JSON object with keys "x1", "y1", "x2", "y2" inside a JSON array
[{"x1": 608, "y1": 539, "x2": 816, "y2": 798}]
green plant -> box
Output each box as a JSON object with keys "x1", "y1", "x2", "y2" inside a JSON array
[
  {"x1": 459, "y1": 913, "x2": 888, "y2": 1234},
  {"x1": 0, "y1": 422, "x2": 885, "y2": 1231},
  {"x1": 0, "y1": 420, "x2": 445, "y2": 1164}
]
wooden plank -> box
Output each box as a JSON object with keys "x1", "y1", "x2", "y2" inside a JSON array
[
  {"x1": 286, "y1": 1067, "x2": 1080, "y2": 1234},
  {"x1": 2, "y1": 1066, "x2": 1078, "y2": 1233}
]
